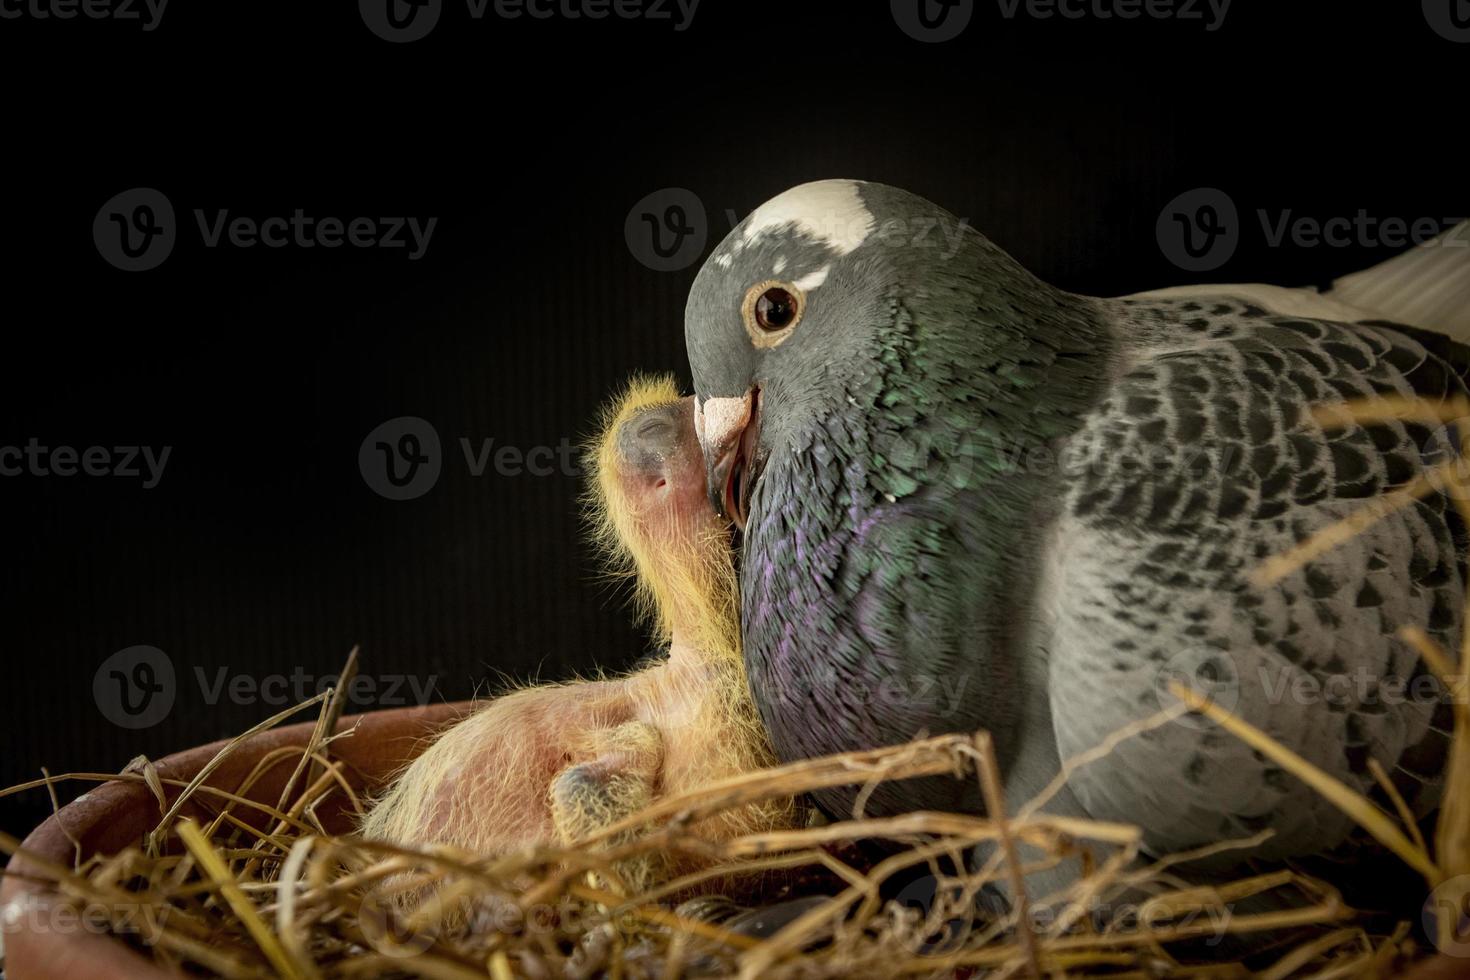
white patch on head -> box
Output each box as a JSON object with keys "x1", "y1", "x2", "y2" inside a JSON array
[
  {"x1": 741, "y1": 179, "x2": 873, "y2": 256},
  {"x1": 793, "y1": 264, "x2": 831, "y2": 291},
  {"x1": 772, "y1": 255, "x2": 787, "y2": 274}
]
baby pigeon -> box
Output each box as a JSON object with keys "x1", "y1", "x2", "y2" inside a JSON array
[{"x1": 361, "y1": 377, "x2": 799, "y2": 901}]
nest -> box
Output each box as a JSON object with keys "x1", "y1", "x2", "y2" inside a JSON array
[
  {"x1": 3, "y1": 397, "x2": 1470, "y2": 978},
  {"x1": 3, "y1": 660, "x2": 1468, "y2": 978}
]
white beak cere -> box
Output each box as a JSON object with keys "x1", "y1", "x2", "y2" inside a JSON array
[
  {"x1": 696, "y1": 394, "x2": 753, "y2": 461},
  {"x1": 696, "y1": 391, "x2": 756, "y2": 529}
]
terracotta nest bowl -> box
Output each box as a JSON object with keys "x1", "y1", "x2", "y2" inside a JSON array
[
  {"x1": 0, "y1": 702, "x2": 466, "y2": 979},
  {"x1": 3, "y1": 701, "x2": 1467, "y2": 978}
]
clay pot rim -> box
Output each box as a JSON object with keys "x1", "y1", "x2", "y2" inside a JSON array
[{"x1": 1, "y1": 700, "x2": 470, "y2": 980}]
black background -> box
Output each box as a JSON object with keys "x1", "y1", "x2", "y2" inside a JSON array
[{"x1": 1, "y1": 0, "x2": 1464, "y2": 837}]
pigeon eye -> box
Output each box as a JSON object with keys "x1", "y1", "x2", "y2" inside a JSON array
[
  {"x1": 741, "y1": 280, "x2": 804, "y2": 348},
  {"x1": 755, "y1": 288, "x2": 797, "y2": 330}
]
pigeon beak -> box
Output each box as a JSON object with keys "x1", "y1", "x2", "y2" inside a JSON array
[{"x1": 697, "y1": 387, "x2": 760, "y2": 531}]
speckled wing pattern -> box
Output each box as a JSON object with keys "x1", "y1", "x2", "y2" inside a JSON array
[{"x1": 1046, "y1": 296, "x2": 1464, "y2": 859}]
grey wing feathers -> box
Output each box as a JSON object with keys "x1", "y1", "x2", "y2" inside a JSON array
[{"x1": 1042, "y1": 298, "x2": 1463, "y2": 861}]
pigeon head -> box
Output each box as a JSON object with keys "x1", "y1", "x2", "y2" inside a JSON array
[{"x1": 685, "y1": 179, "x2": 1023, "y2": 530}]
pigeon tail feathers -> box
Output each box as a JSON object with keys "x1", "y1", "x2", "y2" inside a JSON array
[{"x1": 1328, "y1": 220, "x2": 1470, "y2": 340}]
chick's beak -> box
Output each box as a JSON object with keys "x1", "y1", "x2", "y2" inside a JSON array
[{"x1": 696, "y1": 387, "x2": 760, "y2": 531}]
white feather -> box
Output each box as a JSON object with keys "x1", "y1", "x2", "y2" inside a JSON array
[
  {"x1": 741, "y1": 179, "x2": 873, "y2": 256},
  {"x1": 1124, "y1": 220, "x2": 1470, "y2": 341}
]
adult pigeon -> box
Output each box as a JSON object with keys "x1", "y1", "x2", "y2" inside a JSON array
[{"x1": 684, "y1": 179, "x2": 1470, "y2": 869}]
